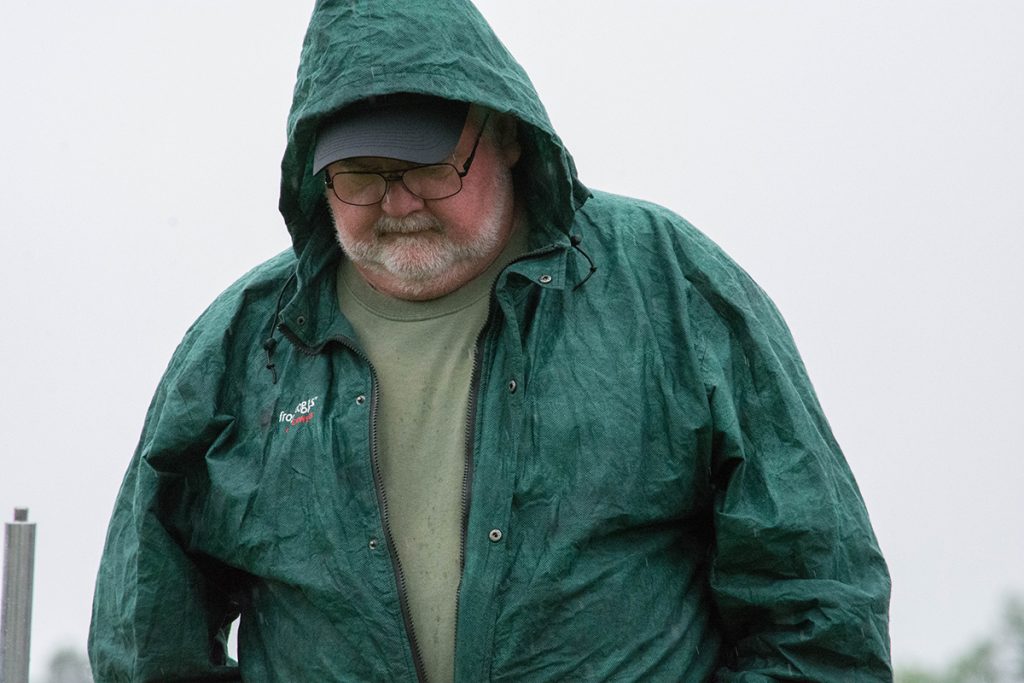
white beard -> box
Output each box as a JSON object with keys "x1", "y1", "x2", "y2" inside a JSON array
[{"x1": 332, "y1": 167, "x2": 512, "y2": 299}]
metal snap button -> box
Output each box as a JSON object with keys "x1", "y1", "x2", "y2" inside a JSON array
[
  {"x1": 368, "y1": 538, "x2": 379, "y2": 550},
  {"x1": 488, "y1": 528, "x2": 503, "y2": 542},
  {"x1": 296, "y1": 315, "x2": 307, "y2": 326},
  {"x1": 355, "y1": 394, "x2": 366, "y2": 405},
  {"x1": 508, "y1": 379, "x2": 517, "y2": 393},
  {"x1": 538, "y1": 274, "x2": 553, "y2": 284}
]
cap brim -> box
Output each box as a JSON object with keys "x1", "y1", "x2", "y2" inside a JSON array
[{"x1": 313, "y1": 96, "x2": 470, "y2": 174}]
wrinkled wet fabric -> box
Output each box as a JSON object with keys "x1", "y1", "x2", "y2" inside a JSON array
[{"x1": 89, "y1": 1, "x2": 892, "y2": 681}]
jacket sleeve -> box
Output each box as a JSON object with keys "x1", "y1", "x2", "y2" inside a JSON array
[
  {"x1": 692, "y1": 269, "x2": 892, "y2": 681},
  {"x1": 89, "y1": 335, "x2": 243, "y2": 683}
]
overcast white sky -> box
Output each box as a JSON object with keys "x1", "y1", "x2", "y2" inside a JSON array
[{"x1": 1, "y1": 0, "x2": 1021, "y2": 676}]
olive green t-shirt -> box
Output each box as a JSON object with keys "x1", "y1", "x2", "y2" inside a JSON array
[{"x1": 336, "y1": 226, "x2": 526, "y2": 683}]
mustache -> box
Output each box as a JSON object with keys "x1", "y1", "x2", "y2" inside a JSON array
[{"x1": 375, "y1": 213, "x2": 444, "y2": 235}]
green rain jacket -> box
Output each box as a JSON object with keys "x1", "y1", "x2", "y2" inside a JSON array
[{"x1": 89, "y1": 1, "x2": 892, "y2": 681}]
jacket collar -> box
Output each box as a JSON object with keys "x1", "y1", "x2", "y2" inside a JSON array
[{"x1": 277, "y1": 222, "x2": 575, "y2": 353}]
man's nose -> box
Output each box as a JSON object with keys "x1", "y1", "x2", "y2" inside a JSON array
[{"x1": 380, "y1": 180, "x2": 426, "y2": 217}]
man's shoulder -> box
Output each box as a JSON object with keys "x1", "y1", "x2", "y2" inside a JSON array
[
  {"x1": 575, "y1": 190, "x2": 695, "y2": 232},
  {"x1": 572, "y1": 190, "x2": 749, "y2": 289},
  {"x1": 188, "y1": 249, "x2": 296, "y2": 334},
  {"x1": 569, "y1": 190, "x2": 791, "y2": 353},
  {"x1": 164, "y1": 249, "x2": 298, "y2": 375}
]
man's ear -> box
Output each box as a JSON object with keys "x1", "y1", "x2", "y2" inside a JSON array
[{"x1": 493, "y1": 113, "x2": 521, "y2": 168}]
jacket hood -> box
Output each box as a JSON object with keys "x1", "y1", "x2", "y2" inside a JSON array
[{"x1": 279, "y1": 0, "x2": 591, "y2": 259}]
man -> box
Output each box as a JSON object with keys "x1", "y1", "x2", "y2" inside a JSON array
[{"x1": 90, "y1": 1, "x2": 892, "y2": 681}]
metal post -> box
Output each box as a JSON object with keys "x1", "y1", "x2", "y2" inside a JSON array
[{"x1": 1, "y1": 508, "x2": 36, "y2": 683}]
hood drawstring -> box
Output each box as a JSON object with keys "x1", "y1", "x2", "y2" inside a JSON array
[
  {"x1": 263, "y1": 273, "x2": 297, "y2": 385},
  {"x1": 570, "y1": 234, "x2": 597, "y2": 291}
]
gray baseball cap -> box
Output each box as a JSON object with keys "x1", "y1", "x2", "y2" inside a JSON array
[{"x1": 312, "y1": 95, "x2": 470, "y2": 174}]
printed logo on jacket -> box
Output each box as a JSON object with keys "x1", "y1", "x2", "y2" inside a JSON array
[{"x1": 279, "y1": 396, "x2": 318, "y2": 432}]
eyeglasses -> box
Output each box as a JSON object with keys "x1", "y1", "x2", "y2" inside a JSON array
[{"x1": 325, "y1": 113, "x2": 491, "y2": 206}]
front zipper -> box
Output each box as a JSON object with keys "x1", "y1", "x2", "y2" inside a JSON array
[
  {"x1": 366, "y1": 364, "x2": 430, "y2": 683},
  {"x1": 451, "y1": 243, "x2": 561, "y2": 679},
  {"x1": 279, "y1": 326, "x2": 429, "y2": 682},
  {"x1": 451, "y1": 318, "x2": 488, "y2": 677}
]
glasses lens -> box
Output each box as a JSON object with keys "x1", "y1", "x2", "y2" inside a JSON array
[
  {"x1": 332, "y1": 172, "x2": 386, "y2": 206},
  {"x1": 403, "y1": 164, "x2": 462, "y2": 200}
]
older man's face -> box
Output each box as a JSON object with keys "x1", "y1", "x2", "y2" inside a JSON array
[{"x1": 325, "y1": 110, "x2": 520, "y2": 301}]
